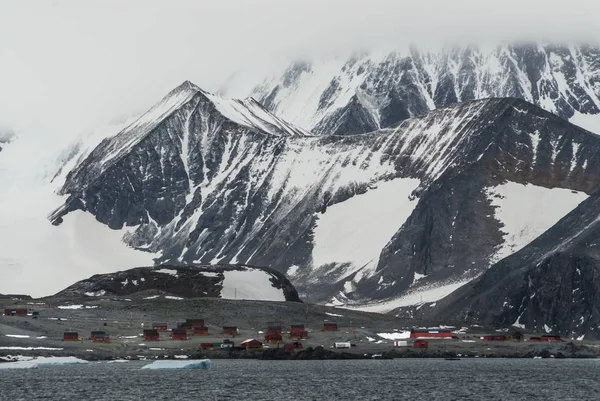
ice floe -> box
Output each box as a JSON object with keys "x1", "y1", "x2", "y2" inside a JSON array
[
  {"x1": 141, "y1": 359, "x2": 211, "y2": 370},
  {"x1": 0, "y1": 356, "x2": 87, "y2": 369}
]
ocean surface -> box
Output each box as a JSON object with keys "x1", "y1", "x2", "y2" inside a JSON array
[{"x1": 0, "y1": 358, "x2": 599, "y2": 400}]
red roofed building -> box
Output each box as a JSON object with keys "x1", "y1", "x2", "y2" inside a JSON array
[
  {"x1": 222, "y1": 326, "x2": 238, "y2": 336},
  {"x1": 290, "y1": 324, "x2": 308, "y2": 340},
  {"x1": 63, "y1": 332, "x2": 79, "y2": 341},
  {"x1": 193, "y1": 326, "x2": 209, "y2": 336},
  {"x1": 322, "y1": 322, "x2": 338, "y2": 332},
  {"x1": 410, "y1": 328, "x2": 452, "y2": 339},
  {"x1": 240, "y1": 339, "x2": 263, "y2": 351},
  {"x1": 171, "y1": 329, "x2": 188, "y2": 341},
  {"x1": 144, "y1": 329, "x2": 160, "y2": 341}
]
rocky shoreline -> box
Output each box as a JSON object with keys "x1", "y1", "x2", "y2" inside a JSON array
[{"x1": 2, "y1": 342, "x2": 598, "y2": 363}]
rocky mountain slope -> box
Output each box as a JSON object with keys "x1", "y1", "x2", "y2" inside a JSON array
[
  {"x1": 431, "y1": 188, "x2": 600, "y2": 340},
  {"x1": 247, "y1": 44, "x2": 600, "y2": 136},
  {"x1": 54, "y1": 264, "x2": 301, "y2": 302},
  {"x1": 48, "y1": 81, "x2": 600, "y2": 307}
]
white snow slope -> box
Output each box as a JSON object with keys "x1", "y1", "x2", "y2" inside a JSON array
[
  {"x1": 486, "y1": 182, "x2": 588, "y2": 262},
  {"x1": 220, "y1": 268, "x2": 285, "y2": 302}
]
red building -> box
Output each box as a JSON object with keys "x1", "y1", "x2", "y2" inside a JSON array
[
  {"x1": 222, "y1": 326, "x2": 238, "y2": 336},
  {"x1": 193, "y1": 326, "x2": 209, "y2": 336},
  {"x1": 265, "y1": 333, "x2": 284, "y2": 344},
  {"x1": 410, "y1": 329, "x2": 452, "y2": 339},
  {"x1": 541, "y1": 335, "x2": 563, "y2": 342},
  {"x1": 529, "y1": 337, "x2": 542, "y2": 342},
  {"x1": 91, "y1": 331, "x2": 110, "y2": 343},
  {"x1": 178, "y1": 319, "x2": 204, "y2": 330},
  {"x1": 290, "y1": 324, "x2": 308, "y2": 340},
  {"x1": 413, "y1": 339, "x2": 428, "y2": 349},
  {"x1": 152, "y1": 323, "x2": 168, "y2": 332},
  {"x1": 143, "y1": 329, "x2": 160, "y2": 341},
  {"x1": 3, "y1": 308, "x2": 28, "y2": 317},
  {"x1": 200, "y1": 343, "x2": 213, "y2": 350},
  {"x1": 171, "y1": 329, "x2": 188, "y2": 340},
  {"x1": 483, "y1": 335, "x2": 509, "y2": 341},
  {"x1": 63, "y1": 332, "x2": 79, "y2": 341},
  {"x1": 284, "y1": 343, "x2": 295, "y2": 353},
  {"x1": 323, "y1": 322, "x2": 338, "y2": 332},
  {"x1": 240, "y1": 339, "x2": 263, "y2": 351}
]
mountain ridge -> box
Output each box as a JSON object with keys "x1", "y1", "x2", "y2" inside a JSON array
[
  {"x1": 245, "y1": 44, "x2": 600, "y2": 136},
  {"x1": 47, "y1": 83, "x2": 600, "y2": 307}
]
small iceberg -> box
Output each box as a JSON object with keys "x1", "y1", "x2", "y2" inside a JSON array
[
  {"x1": 0, "y1": 356, "x2": 88, "y2": 369},
  {"x1": 141, "y1": 359, "x2": 212, "y2": 370}
]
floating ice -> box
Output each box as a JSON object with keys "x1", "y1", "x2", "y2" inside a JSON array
[
  {"x1": 141, "y1": 359, "x2": 211, "y2": 370},
  {"x1": 0, "y1": 346, "x2": 64, "y2": 351},
  {"x1": 0, "y1": 356, "x2": 88, "y2": 369}
]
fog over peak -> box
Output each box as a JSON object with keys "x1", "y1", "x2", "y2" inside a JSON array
[{"x1": 0, "y1": 0, "x2": 598, "y2": 147}]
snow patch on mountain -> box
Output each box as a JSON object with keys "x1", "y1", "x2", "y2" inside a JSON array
[
  {"x1": 486, "y1": 182, "x2": 588, "y2": 262},
  {"x1": 569, "y1": 111, "x2": 600, "y2": 135},
  {"x1": 342, "y1": 280, "x2": 472, "y2": 313},
  {"x1": 220, "y1": 268, "x2": 285, "y2": 301},
  {"x1": 312, "y1": 178, "x2": 420, "y2": 272}
]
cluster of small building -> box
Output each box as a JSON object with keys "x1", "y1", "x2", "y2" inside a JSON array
[
  {"x1": 57, "y1": 319, "x2": 329, "y2": 352},
  {"x1": 392, "y1": 329, "x2": 564, "y2": 349}
]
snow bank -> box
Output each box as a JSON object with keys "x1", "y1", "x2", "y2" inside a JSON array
[
  {"x1": 58, "y1": 304, "x2": 83, "y2": 310},
  {"x1": 141, "y1": 359, "x2": 211, "y2": 370},
  {"x1": 0, "y1": 356, "x2": 88, "y2": 369},
  {"x1": 312, "y1": 178, "x2": 419, "y2": 271},
  {"x1": 377, "y1": 331, "x2": 411, "y2": 340},
  {"x1": 156, "y1": 268, "x2": 178, "y2": 276},
  {"x1": 220, "y1": 268, "x2": 285, "y2": 301},
  {"x1": 486, "y1": 182, "x2": 588, "y2": 262}
]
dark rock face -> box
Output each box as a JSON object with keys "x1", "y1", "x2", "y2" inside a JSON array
[
  {"x1": 432, "y1": 190, "x2": 600, "y2": 340},
  {"x1": 50, "y1": 81, "x2": 600, "y2": 306},
  {"x1": 54, "y1": 264, "x2": 302, "y2": 302},
  {"x1": 252, "y1": 44, "x2": 600, "y2": 135}
]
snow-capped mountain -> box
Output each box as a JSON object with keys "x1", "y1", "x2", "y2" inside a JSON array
[
  {"x1": 247, "y1": 44, "x2": 600, "y2": 135},
  {"x1": 433, "y1": 188, "x2": 600, "y2": 340},
  {"x1": 49, "y1": 81, "x2": 600, "y2": 307}
]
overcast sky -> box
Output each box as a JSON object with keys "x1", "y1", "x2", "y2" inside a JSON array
[{"x1": 1, "y1": 0, "x2": 599, "y2": 147}]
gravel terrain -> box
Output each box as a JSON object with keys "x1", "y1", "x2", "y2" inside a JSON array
[{"x1": 1, "y1": 293, "x2": 598, "y2": 360}]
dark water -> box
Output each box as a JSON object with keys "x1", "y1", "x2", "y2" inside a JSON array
[{"x1": 1, "y1": 359, "x2": 599, "y2": 400}]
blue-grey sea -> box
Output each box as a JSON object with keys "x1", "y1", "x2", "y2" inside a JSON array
[{"x1": 1, "y1": 358, "x2": 599, "y2": 400}]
